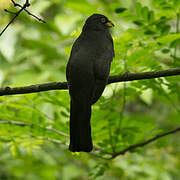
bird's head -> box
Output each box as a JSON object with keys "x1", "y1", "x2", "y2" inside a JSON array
[{"x1": 83, "y1": 14, "x2": 114, "y2": 31}]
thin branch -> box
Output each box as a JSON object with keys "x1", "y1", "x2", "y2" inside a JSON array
[
  {"x1": 113, "y1": 82, "x2": 126, "y2": 150},
  {"x1": 10, "y1": 1, "x2": 46, "y2": 23},
  {"x1": 108, "y1": 67, "x2": 180, "y2": 84},
  {"x1": 0, "y1": 68, "x2": 180, "y2": 96},
  {"x1": 23, "y1": 9, "x2": 46, "y2": 23},
  {"x1": 0, "y1": 121, "x2": 179, "y2": 159},
  {"x1": 111, "y1": 126, "x2": 180, "y2": 159},
  {"x1": 0, "y1": 82, "x2": 67, "y2": 96},
  {"x1": 0, "y1": 0, "x2": 45, "y2": 37},
  {"x1": 0, "y1": 120, "x2": 69, "y2": 137},
  {"x1": 4, "y1": 9, "x2": 17, "y2": 15},
  {"x1": 174, "y1": 11, "x2": 180, "y2": 57},
  {"x1": 114, "y1": 54, "x2": 127, "y2": 150},
  {"x1": 0, "y1": 5, "x2": 25, "y2": 36}
]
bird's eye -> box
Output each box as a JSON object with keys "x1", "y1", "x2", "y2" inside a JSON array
[{"x1": 101, "y1": 17, "x2": 106, "y2": 23}]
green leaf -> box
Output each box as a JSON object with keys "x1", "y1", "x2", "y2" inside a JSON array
[
  {"x1": 144, "y1": 30, "x2": 156, "y2": 35},
  {"x1": 133, "y1": 20, "x2": 143, "y2": 26},
  {"x1": 170, "y1": 38, "x2": 180, "y2": 48},
  {"x1": 161, "y1": 48, "x2": 170, "y2": 53},
  {"x1": 141, "y1": 6, "x2": 149, "y2": 21},
  {"x1": 148, "y1": 10, "x2": 155, "y2": 23},
  {"x1": 115, "y1": 8, "x2": 127, "y2": 13},
  {"x1": 10, "y1": 142, "x2": 20, "y2": 157},
  {"x1": 157, "y1": 33, "x2": 180, "y2": 44},
  {"x1": 161, "y1": 25, "x2": 171, "y2": 35},
  {"x1": 135, "y1": 2, "x2": 142, "y2": 17}
]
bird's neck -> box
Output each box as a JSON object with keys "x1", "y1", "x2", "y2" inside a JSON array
[
  {"x1": 82, "y1": 24, "x2": 107, "y2": 32},
  {"x1": 82, "y1": 26, "x2": 111, "y2": 42}
]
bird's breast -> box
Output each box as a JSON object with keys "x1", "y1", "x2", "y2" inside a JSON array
[{"x1": 82, "y1": 33, "x2": 112, "y2": 58}]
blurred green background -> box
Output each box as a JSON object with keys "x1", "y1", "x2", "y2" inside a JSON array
[{"x1": 0, "y1": 0, "x2": 180, "y2": 179}]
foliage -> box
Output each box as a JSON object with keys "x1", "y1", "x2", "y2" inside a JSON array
[{"x1": 0, "y1": 0, "x2": 180, "y2": 179}]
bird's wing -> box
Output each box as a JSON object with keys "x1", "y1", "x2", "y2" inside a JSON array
[
  {"x1": 91, "y1": 41, "x2": 114, "y2": 104},
  {"x1": 91, "y1": 79, "x2": 107, "y2": 104},
  {"x1": 66, "y1": 36, "x2": 82, "y2": 82}
]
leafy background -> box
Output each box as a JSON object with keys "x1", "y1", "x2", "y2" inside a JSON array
[{"x1": 0, "y1": 0, "x2": 180, "y2": 179}]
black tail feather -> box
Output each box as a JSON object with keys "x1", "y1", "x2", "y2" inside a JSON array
[{"x1": 69, "y1": 99, "x2": 93, "y2": 152}]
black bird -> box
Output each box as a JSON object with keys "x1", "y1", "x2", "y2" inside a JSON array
[{"x1": 66, "y1": 14, "x2": 114, "y2": 152}]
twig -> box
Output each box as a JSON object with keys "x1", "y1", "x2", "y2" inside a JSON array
[
  {"x1": 114, "y1": 54, "x2": 127, "y2": 150},
  {"x1": 0, "y1": 82, "x2": 67, "y2": 96},
  {"x1": 111, "y1": 126, "x2": 180, "y2": 159},
  {"x1": 10, "y1": 1, "x2": 46, "y2": 23},
  {"x1": 0, "y1": 0, "x2": 45, "y2": 37},
  {"x1": 0, "y1": 121, "x2": 179, "y2": 159},
  {"x1": 174, "y1": 11, "x2": 180, "y2": 57},
  {"x1": 23, "y1": 9, "x2": 46, "y2": 23},
  {"x1": 0, "y1": 120, "x2": 69, "y2": 137},
  {"x1": 108, "y1": 68, "x2": 180, "y2": 84},
  {"x1": 0, "y1": 4, "x2": 26, "y2": 36},
  {"x1": 113, "y1": 82, "x2": 126, "y2": 150},
  {"x1": 4, "y1": 9, "x2": 17, "y2": 15},
  {"x1": 0, "y1": 68, "x2": 180, "y2": 96}
]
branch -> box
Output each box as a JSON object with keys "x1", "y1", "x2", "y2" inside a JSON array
[
  {"x1": 111, "y1": 126, "x2": 180, "y2": 159},
  {"x1": 9, "y1": 1, "x2": 46, "y2": 23},
  {"x1": 0, "y1": 82, "x2": 67, "y2": 96},
  {"x1": 0, "y1": 120, "x2": 69, "y2": 137},
  {"x1": 0, "y1": 68, "x2": 180, "y2": 96},
  {"x1": 0, "y1": 0, "x2": 45, "y2": 37},
  {"x1": 0, "y1": 120, "x2": 179, "y2": 159},
  {"x1": 107, "y1": 67, "x2": 180, "y2": 84}
]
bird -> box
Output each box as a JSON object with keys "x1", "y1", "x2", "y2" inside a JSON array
[{"x1": 66, "y1": 14, "x2": 115, "y2": 152}]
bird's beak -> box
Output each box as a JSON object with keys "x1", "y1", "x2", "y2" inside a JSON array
[{"x1": 105, "y1": 21, "x2": 114, "y2": 27}]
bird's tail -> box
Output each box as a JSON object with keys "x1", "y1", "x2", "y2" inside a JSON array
[{"x1": 69, "y1": 99, "x2": 93, "y2": 152}]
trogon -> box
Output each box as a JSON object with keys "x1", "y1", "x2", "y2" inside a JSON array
[{"x1": 66, "y1": 14, "x2": 114, "y2": 152}]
